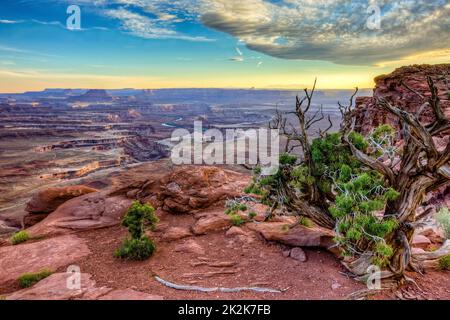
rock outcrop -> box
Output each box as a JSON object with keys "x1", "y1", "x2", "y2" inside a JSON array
[
  {"x1": 0, "y1": 234, "x2": 91, "y2": 286},
  {"x1": 27, "y1": 192, "x2": 132, "y2": 237},
  {"x1": 134, "y1": 166, "x2": 250, "y2": 214},
  {"x1": 26, "y1": 185, "x2": 98, "y2": 214},
  {"x1": 354, "y1": 64, "x2": 450, "y2": 136},
  {"x1": 247, "y1": 222, "x2": 335, "y2": 249},
  {"x1": 5, "y1": 273, "x2": 163, "y2": 300}
]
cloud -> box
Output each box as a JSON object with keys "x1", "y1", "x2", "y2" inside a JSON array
[
  {"x1": 0, "y1": 19, "x2": 24, "y2": 24},
  {"x1": 53, "y1": 0, "x2": 450, "y2": 65},
  {"x1": 104, "y1": 7, "x2": 212, "y2": 41},
  {"x1": 199, "y1": 0, "x2": 450, "y2": 65}
]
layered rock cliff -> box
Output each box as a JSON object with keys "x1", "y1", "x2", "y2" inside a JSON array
[{"x1": 354, "y1": 64, "x2": 450, "y2": 135}]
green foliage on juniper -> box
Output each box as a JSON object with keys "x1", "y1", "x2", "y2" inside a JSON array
[
  {"x1": 230, "y1": 214, "x2": 245, "y2": 226},
  {"x1": 438, "y1": 254, "x2": 450, "y2": 270},
  {"x1": 116, "y1": 201, "x2": 159, "y2": 260},
  {"x1": 248, "y1": 211, "x2": 257, "y2": 219},
  {"x1": 122, "y1": 201, "x2": 159, "y2": 239},
  {"x1": 298, "y1": 216, "x2": 313, "y2": 228},
  {"x1": 436, "y1": 207, "x2": 450, "y2": 239},
  {"x1": 115, "y1": 237, "x2": 156, "y2": 260},
  {"x1": 17, "y1": 269, "x2": 52, "y2": 288},
  {"x1": 11, "y1": 230, "x2": 29, "y2": 245},
  {"x1": 243, "y1": 125, "x2": 402, "y2": 267}
]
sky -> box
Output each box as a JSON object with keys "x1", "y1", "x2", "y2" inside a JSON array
[{"x1": 0, "y1": 0, "x2": 449, "y2": 92}]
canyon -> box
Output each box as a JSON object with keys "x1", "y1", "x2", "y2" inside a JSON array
[{"x1": 0, "y1": 65, "x2": 448, "y2": 300}]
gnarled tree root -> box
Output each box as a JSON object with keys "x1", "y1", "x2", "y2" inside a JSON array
[{"x1": 154, "y1": 276, "x2": 285, "y2": 293}]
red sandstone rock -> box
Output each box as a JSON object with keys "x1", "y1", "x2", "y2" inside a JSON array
[
  {"x1": 290, "y1": 247, "x2": 307, "y2": 262},
  {"x1": 191, "y1": 210, "x2": 233, "y2": 235},
  {"x1": 98, "y1": 289, "x2": 163, "y2": 300},
  {"x1": 0, "y1": 234, "x2": 91, "y2": 286},
  {"x1": 247, "y1": 222, "x2": 335, "y2": 249},
  {"x1": 27, "y1": 192, "x2": 132, "y2": 237},
  {"x1": 412, "y1": 234, "x2": 432, "y2": 249},
  {"x1": 5, "y1": 273, "x2": 163, "y2": 300},
  {"x1": 26, "y1": 185, "x2": 98, "y2": 214},
  {"x1": 174, "y1": 239, "x2": 205, "y2": 255},
  {"x1": 162, "y1": 227, "x2": 192, "y2": 241},
  {"x1": 137, "y1": 166, "x2": 250, "y2": 214},
  {"x1": 354, "y1": 64, "x2": 450, "y2": 136}
]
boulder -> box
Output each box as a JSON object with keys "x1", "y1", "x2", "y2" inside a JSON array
[
  {"x1": 27, "y1": 192, "x2": 132, "y2": 237},
  {"x1": 162, "y1": 227, "x2": 192, "y2": 241},
  {"x1": 191, "y1": 211, "x2": 233, "y2": 235},
  {"x1": 225, "y1": 226, "x2": 249, "y2": 237},
  {"x1": 26, "y1": 185, "x2": 97, "y2": 214},
  {"x1": 418, "y1": 226, "x2": 445, "y2": 244},
  {"x1": 138, "y1": 166, "x2": 250, "y2": 214},
  {"x1": 247, "y1": 222, "x2": 335, "y2": 249},
  {"x1": 174, "y1": 239, "x2": 205, "y2": 255},
  {"x1": 289, "y1": 247, "x2": 307, "y2": 262},
  {"x1": 412, "y1": 234, "x2": 432, "y2": 249},
  {"x1": 0, "y1": 234, "x2": 91, "y2": 285}
]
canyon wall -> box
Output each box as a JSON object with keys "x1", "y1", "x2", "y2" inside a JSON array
[{"x1": 354, "y1": 64, "x2": 450, "y2": 135}]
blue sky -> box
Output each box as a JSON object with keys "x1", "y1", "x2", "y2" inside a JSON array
[{"x1": 0, "y1": 0, "x2": 448, "y2": 92}]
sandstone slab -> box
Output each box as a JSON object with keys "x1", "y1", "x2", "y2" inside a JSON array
[
  {"x1": 247, "y1": 222, "x2": 335, "y2": 249},
  {"x1": 0, "y1": 234, "x2": 91, "y2": 285},
  {"x1": 27, "y1": 192, "x2": 132, "y2": 237},
  {"x1": 26, "y1": 185, "x2": 97, "y2": 214},
  {"x1": 174, "y1": 239, "x2": 205, "y2": 255},
  {"x1": 162, "y1": 227, "x2": 192, "y2": 241},
  {"x1": 192, "y1": 212, "x2": 233, "y2": 235},
  {"x1": 5, "y1": 273, "x2": 163, "y2": 300}
]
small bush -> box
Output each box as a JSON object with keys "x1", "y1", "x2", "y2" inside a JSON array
[
  {"x1": 438, "y1": 254, "x2": 450, "y2": 271},
  {"x1": 115, "y1": 201, "x2": 158, "y2": 260},
  {"x1": 298, "y1": 216, "x2": 313, "y2": 228},
  {"x1": 248, "y1": 211, "x2": 257, "y2": 219},
  {"x1": 11, "y1": 231, "x2": 29, "y2": 245},
  {"x1": 115, "y1": 237, "x2": 156, "y2": 260},
  {"x1": 230, "y1": 214, "x2": 245, "y2": 226},
  {"x1": 17, "y1": 269, "x2": 52, "y2": 288},
  {"x1": 436, "y1": 207, "x2": 450, "y2": 239}
]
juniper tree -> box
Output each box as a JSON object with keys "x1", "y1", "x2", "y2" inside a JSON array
[{"x1": 245, "y1": 76, "x2": 450, "y2": 286}]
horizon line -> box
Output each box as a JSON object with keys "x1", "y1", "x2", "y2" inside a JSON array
[{"x1": 0, "y1": 86, "x2": 374, "y2": 95}]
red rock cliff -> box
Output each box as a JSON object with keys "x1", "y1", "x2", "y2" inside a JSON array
[{"x1": 354, "y1": 64, "x2": 450, "y2": 135}]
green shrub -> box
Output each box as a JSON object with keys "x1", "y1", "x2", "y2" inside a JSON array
[
  {"x1": 248, "y1": 211, "x2": 257, "y2": 219},
  {"x1": 11, "y1": 231, "x2": 29, "y2": 245},
  {"x1": 17, "y1": 269, "x2": 52, "y2": 288},
  {"x1": 230, "y1": 214, "x2": 245, "y2": 226},
  {"x1": 122, "y1": 202, "x2": 159, "y2": 239},
  {"x1": 116, "y1": 201, "x2": 158, "y2": 260},
  {"x1": 224, "y1": 200, "x2": 248, "y2": 216},
  {"x1": 436, "y1": 208, "x2": 450, "y2": 239},
  {"x1": 298, "y1": 216, "x2": 313, "y2": 228},
  {"x1": 115, "y1": 237, "x2": 156, "y2": 260},
  {"x1": 438, "y1": 254, "x2": 450, "y2": 271}
]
